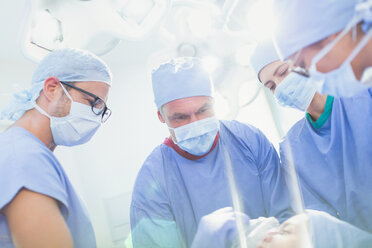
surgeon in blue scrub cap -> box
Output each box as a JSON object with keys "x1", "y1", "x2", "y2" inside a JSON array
[
  {"x1": 0, "y1": 48, "x2": 111, "y2": 248},
  {"x1": 130, "y1": 57, "x2": 294, "y2": 248},
  {"x1": 273, "y1": 0, "x2": 372, "y2": 97},
  {"x1": 251, "y1": 39, "x2": 372, "y2": 235}
]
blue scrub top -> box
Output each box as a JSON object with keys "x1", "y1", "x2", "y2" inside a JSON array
[
  {"x1": 0, "y1": 127, "x2": 96, "y2": 248},
  {"x1": 130, "y1": 120, "x2": 294, "y2": 248},
  {"x1": 280, "y1": 88, "x2": 372, "y2": 233}
]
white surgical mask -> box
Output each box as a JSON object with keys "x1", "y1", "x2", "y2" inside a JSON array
[
  {"x1": 35, "y1": 84, "x2": 102, "y2": 146},
  {"x1": 169, "y1": 116, "x2": 219, "y2": 156},
  {"x1": 308, "y1": 6, "x2": 372, "y2": 97},
  {"x1": 274, "y1": 71, "x2": 317, "y2": 111}
]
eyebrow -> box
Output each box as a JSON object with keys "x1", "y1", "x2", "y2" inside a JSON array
[
  {"x1": 82, "y1": 93, "x2": 96, "y2": 101},
  {"x1": 198, "y1": 102, "x2": 212, "y2": 111},
  {"x1": 273, "y1": 63, "x2": 287, "y2": 77},
  {"x1": 169, "y1": 102, "x2": 212, "y2": 119},
  {"x1": 264, "y1": 80, "x2": 275, "y2": 88},
  {"x1": 170, "y1": 112, "x2": 189, "y2": 119}
]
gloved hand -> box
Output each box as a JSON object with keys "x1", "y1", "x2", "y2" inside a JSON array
[{"x1": 191, "y1": 207, "x2": 250, "y2": 248}]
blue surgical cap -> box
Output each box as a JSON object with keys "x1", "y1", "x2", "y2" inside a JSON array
[
  {"x1": 0, "y1": 48, "x2": 112, "y2": 121},
  {"x1": 152, "y1": 57, "x2": 213, "y2": 109},
  {"x1": 273, "y1": 0, "x2": 358, "y2": 60},
  {"x1": 250, "y1": 40, "x2": 280, "y2": 81}
]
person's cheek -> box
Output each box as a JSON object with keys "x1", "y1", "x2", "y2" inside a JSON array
[
  {"x1": 49, "y1": 99, "x2": 71, "y2": 117},
  {"x1": 262, "y1": 234, "x2": 292, "y2": 248}
]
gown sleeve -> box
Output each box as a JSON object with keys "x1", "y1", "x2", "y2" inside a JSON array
[
  {"x1": 247, "y1": 125, "x2": 294, "y2": 222},
  {"x1": 130, "y1": 148, "x2": 185, "y2": 248},
  {"x1": 0, "y1": 147, "x2": 69, "y2": 214}
]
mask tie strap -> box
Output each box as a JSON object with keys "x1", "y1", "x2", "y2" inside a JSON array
[
  {"x1": 345, "y1": 25, "x2": 372, "y2": 64},
  {"x1": 34, "y1": 103, "x2": 52, "y2": 119},
  {"x1": 311, "y1": 13, "x2": 364, "y2": 67},
  {"x1": 60, "y1": 83, "x2": 74, "y2": 101}
]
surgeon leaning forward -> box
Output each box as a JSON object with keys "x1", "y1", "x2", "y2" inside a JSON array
[{"x1": 130, "y1": 57, "x2": 294, "y2": 248}]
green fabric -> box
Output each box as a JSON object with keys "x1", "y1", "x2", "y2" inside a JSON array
[{"x1": 306, "y1": 96, "x2": 334, "y2": 129}]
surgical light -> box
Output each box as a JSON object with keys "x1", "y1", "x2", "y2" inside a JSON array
[
  {"x1": 30, "y1": 9, "x2": 63, "y2": 52},
  {"x1": 117, "y1": 0, "x2": 155, "y2": 25},
  {"x1": 202, "y1": 56, "x2": 220, "y2": 73},
  {"x1": 246, "y1": 0, "x2": 276, "y2": 40},
  {"x1": 21, "y1": 0, "x2": 170, "y2": 61}
]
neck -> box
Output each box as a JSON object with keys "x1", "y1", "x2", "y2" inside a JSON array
[
  {"x1": 306, "y1": 93, "x2": 328, "y2": 121},
  {"x1": 12, "y1": 108, "x2": 56, "y2": 151}
]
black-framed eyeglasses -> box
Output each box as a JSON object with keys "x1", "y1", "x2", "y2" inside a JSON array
[{"x1": 60, "y1": 81, "x2": 112, "y2": 123}]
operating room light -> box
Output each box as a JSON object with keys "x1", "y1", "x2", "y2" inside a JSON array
[
  {"x1": 202, "y1": 56, "x2": 220, "y2": 73},
  {"x1": 235, "y1": 43, "x2": 255, "y2": 66},
  {"x1": 246, "y1": 0, "x2": 276, "y2": 40},
  {"x1": 116, "y1": 0, "x2": 155, "y2": 25},
  {"x1": 213, "y1": 91, "x2": 230, "y2": 120},
  {"x1": 21, "y1": 0, "x2": 170, "y2": 61},
  {"x1": 186, "y1": 9, "x2": 215, "y2": 38},
  {"x1": 30, "y1": 9, "x2": 63, "y2": 52}
]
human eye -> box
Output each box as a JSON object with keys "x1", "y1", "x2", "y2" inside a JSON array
[
  {"x1": 279, "y1": 64, "x2": 289, "y2": 76},
  {"x1": 198, "y1": 108, "x2": 208, "y2": 114},
  {"x1": 264, "y1": 81, "x2": 276, "y2": 91},
  {"x1": 92, "y1": 98, "x2": 105, "y2": 109},
  {"x1": 172, "y1": 114, "x2": 189, "y2": 122}
]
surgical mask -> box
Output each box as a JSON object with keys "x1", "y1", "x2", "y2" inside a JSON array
[
  {"x1": 169, "y1": 116, "x2": 219, "y2": 156},
  {"x1": 308, "y1": 5, "x2": 372, "y2": 97},
  {"x1": 35, "y1": 84, "x2": 102, "y2": 146},
  {"x1": 274, "y1": 72, "x2": 317, "y2": 111}
]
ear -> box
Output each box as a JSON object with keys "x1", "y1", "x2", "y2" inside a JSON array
[
  {"x1": 157, "y1": 110, "x2": 165, "y2": 123},
  {"x1": 42, "y1": 77, "x2": 62, "y2": 101}
]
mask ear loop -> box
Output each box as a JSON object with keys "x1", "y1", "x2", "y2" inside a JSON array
[
  {"x1": 34, "y1": 103, "x2": 52, "y2": 119},
  {"x1": 344, "y1": 23, "x2": 372, "y2": 65},
  {"x1": 311, "y1": 12, "x2": 364, "y2": 67},
  {"x1": 59, "y1": 83, "x2": 73, "y2": 102},
  {"x1": 35, "y1": 82, "x2": 75, "y2": 119}
]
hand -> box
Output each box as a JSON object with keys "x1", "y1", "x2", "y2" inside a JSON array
[{"x1": 191, "y1": 207, "x2": 250, "y2": 248}]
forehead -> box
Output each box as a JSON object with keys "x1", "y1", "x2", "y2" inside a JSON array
[
  {"x1": 288, "y1": 45, "x2": 323, "y2": 69},
  {"x1": 73, "y1": 81, "x2": 110, "y2": 101},
  {"x1": 258, "y1": 60, "x2": 285, "y2": 83},
  {"x1": 162, "y1": 96, "x2": 212, "y2": 114}
]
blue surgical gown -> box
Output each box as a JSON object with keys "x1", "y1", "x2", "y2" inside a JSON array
[
  {"x1": 308, "y1": 210, "x2": 372, "y2": 248},
  {"x1": 280, "y1": 88, "x2": 372, "y2": 233},
  {"x1": 130, "y1": 120, "x2": 293, "y2": 247},
  {"x1": 0, "y1": 127, "x2": 96, "y2": 248}
]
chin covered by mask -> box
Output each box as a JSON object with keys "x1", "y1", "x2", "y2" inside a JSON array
[
  {"x1": 308, "y1": 53, "x2": 367, "y2": 98},
  {"x1": 274, "y1": 72, "x2": 317, "y2": 111},
  {"x1": 35, "y1": 84, "x2": 102, "y2": 146},
  {"x1": 169, "y1": 116, "x2": 220, "y2": 156}
]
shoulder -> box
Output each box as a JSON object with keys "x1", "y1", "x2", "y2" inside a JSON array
[
  {"x1": 220, "y1": 120, "x2": 262, "y2": 136},
  {"x1": 220, "y1": 120, "x2": 273, "y2": 150},
  {"x1": 335, "y1": 87, "x2": 372, "y2": 105},
  {"x1": 132, "y1": 145, "x2": 167, "y2": 203},
  {"x1": 279, "y1": 119, "x2": 305, "y2": 149},
  {"x1": 0, "y1": 128, "x2": 60, "y2": 176},
  {"x1": 0, "y1": 128, "x2": 68, "y2": 210},
  {"x1": 220, "y1": 120, "x2": 279, "y2": 167},
  {"x1": 281, "y1": 118, "x2": 307, "y2": 145},
  {"x1": 137, "y1": 144, "x2": 166, "y2": 180}
]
